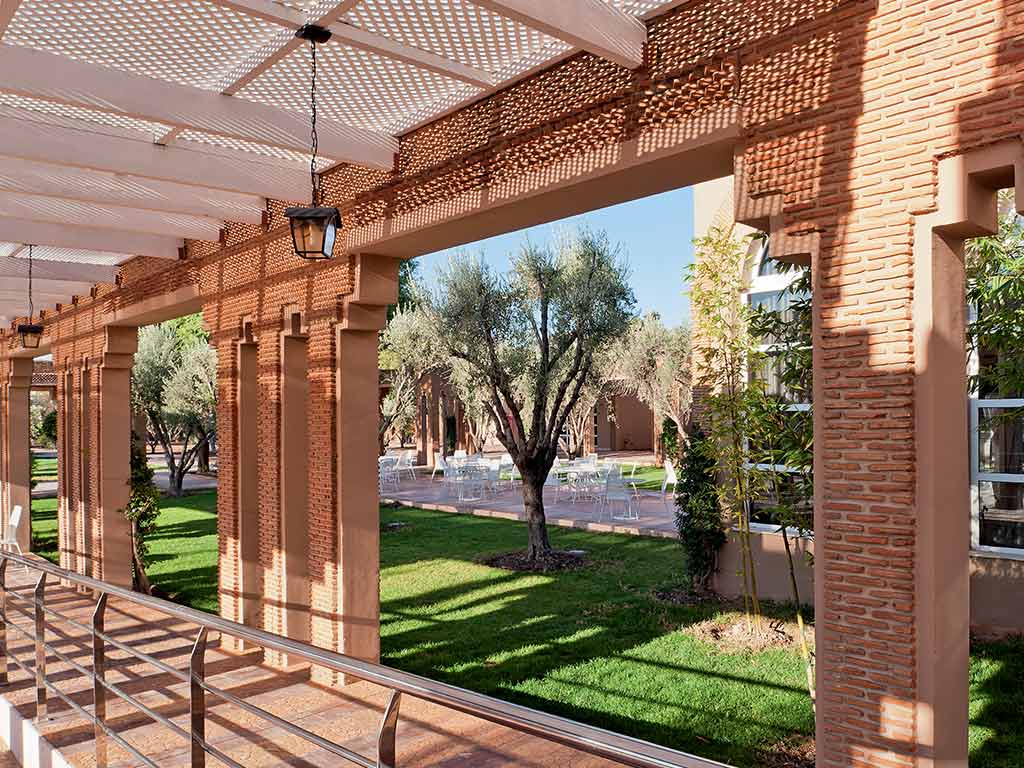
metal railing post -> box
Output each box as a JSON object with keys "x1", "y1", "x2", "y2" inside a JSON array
[
  {"x1": 92, "y1": 593, "x2": 108, "y2": 768},
  {"x1": 0, "y1": 558, "x2": 8, "y2": 686},
  {"x1": 189, "y1": 627, "x2": 208, "y2": 768},
  {"x1": 33, "y1": 572, "x2": 46, "y2": 720},
  {"x1": 376, "y1": 690, "x2": 402, "y2": 768}
]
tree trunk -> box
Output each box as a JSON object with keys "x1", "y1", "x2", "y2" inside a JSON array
[
  {"x1": 168, "y1": 465, "x2": 186, "y2": 497},
  {"x1": 130, "y1": 521, "x2": 153, "y2": 594},
  {"x1": 197, "y1": 438, "x2": 210, "y2": 473},
  {"x1": 520, "y1": 470, "x2": 552, "y2": 560}
]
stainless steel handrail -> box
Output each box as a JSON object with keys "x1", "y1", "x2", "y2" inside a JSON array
[{"x1": 0, "y1": 552, "x2": 728, "y2": 768}]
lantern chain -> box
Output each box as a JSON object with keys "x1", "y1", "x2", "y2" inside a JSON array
[
  {"x1": 27, "y1": 243, "x2": 34, "y2": 320},
  {"x1": 309, "y1": 39, "x2": 320, "y2": 207}
]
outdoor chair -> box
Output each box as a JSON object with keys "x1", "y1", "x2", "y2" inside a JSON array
[
  {"x1": 1, "y1": 505, "x2": 24, "y2": 560},
  {"x1": 453, "y1": 449, "x2": 467, "y2": 458},
  {"x1": 399, "y1": 450, "x2": 418, "y2": 481},
  {"x1": 544, "y1": 462, "x2": 565, "y2": 500},
  {"x1": 498, "y1": 454, "x2": 517, "y2": 487},
  {"x1": 458, "y1": 464, "x2": 486, "y2": 502},
  {"x1": 601, "y1": 476, "x2": 637, "y2": 521},
  {"x1": 662, "y1": 460, "x2": 678, "y2": 496},
  {"x1": 484, "y1": 460, "x2": 502, "y2": 496},
  {"x1": 432, "y1": 450, "x2": 448, "y2": 481},
  {"x1": 378, "y1": 457, "x2": 399, "y2": 494}
]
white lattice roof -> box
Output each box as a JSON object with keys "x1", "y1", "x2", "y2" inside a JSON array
[{"x1": 0, "y1": 0, "x2": 669, "y2": 327}]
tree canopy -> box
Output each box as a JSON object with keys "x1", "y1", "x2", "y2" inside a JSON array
[{"x1": 418, "y1": 227, "x2": 636, "y2": 559}]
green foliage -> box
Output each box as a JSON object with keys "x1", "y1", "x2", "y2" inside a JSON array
[
  {"x1": 164, "y1": 313, "x2": 209, "y2": 347},
  {"x1": 660, "y1": 418, "x2": 679, "y2": 462},
  {"x1": 379, "y1": 305, "x2": 437, "y2": 452},
  {"x1": 688, "y1": 224, "x2": 763, "y2": 621},
  {"x1": 746, "y1": 267, "x2": 814, "y2": 535},
  {"x1": 967, "y1": 192, "x2": 1024, "y2": 398},
  {"x1": 387, "y1": 258, "x2": 420, "y2": 324},
  {"x1": 125, "y1": 434, "x2": 161, "y2": 591},
  {"x1": 35, "y1": 409, "x2": 58, "y2": 447},
  {"x1": 675, "y1": 426, "x2": 726, "y2": 591},
  {"x1": 132, "y1": 316, "x2": 216, "y2": 495},
  {"x1": 615, "y1": 313, "x2": 692, "y2": 438},
  {"x1": 418, "y1": 227, "x2": 636, "y2": 557}
]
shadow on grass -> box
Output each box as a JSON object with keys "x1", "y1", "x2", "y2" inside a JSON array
[
  {"x1": 969, "y1": 635, "x2": 1024, "y2": 768},
  {"x1": 379, "y1": 507, "x2": 815, "y2": 765}
]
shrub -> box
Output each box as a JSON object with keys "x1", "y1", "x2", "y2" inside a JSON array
[
  {"x1": 661, "y1": 417, "x2": 679, "y2": 462},
  {"x1": 36, "y1": 409, "x2": 58, "y2": 447},
  {"x1": 125, "y1": 433, "x2": 161, "y2": 593},
  {"x1": 675, "y1": 426, "x2": 725, "y2": 592}
]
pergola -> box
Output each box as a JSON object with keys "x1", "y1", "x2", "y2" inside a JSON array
[{"x1": 0, "y1": 0, "x2": 658, "y2": 326}]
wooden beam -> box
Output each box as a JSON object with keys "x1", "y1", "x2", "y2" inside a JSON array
[
  {"x1": 212, "y1": 0, "x2": 493, "y2": 90},
  {"x1": 0, "y1": 278, "x2": 95, "y2": 296},
  {"x1": 467, "y1": 0, "x2": 646, "y2": 69},
  {"x1": 0, "y1": 43, "x2": 396, "y2": 168},
  {"x1": 0, "y1": 255, "x2": 120, "y2": 283},
  {"x1": 0, "y1": 191, "x2": 224, "y2": 240},
  {"x1": 0, "y1": 157, "x2": 265, "y2": 224},
  {"x1": 0, "y1": 217, "x2": 182, "y2": 260},
  {"x1": 0, "y1": 109, "x2": 312, "y2": 200}
]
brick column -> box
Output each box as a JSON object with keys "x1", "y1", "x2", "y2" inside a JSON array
[
  {"x1": 735, "y1": 139, "x2": 1013, "y2": 767},
  {"x1": 216, "y1": 321, "x2": 264, "y2": 651},
  {"x1": 56, "y1": 367, "x2": 75, "y2": 572},
  {"x1": 4, "y1": 357, "x2": 32, "y2": 552},
  {"x1": 95, "y1": 327, "x2": 137, "y2": 587},
  {"x1": 335, "y1": 254, "x2": 398, "y2": 670}
]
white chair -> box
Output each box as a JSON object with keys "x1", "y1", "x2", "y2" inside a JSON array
[
  {"x1": 453, "y1": 449, "x2": 467, "y2": 459},
  {"x1": 544, "y1": 462, "x2": 565, "y2": 500},
  {"x1": 602, "y1": 476, "x2": 636, "y2": 521},
  {"x1": 662, "y1": 460, "x2": 678, "y2": 496},
  {"x1": 378, "y1": 458, "x2": 399, "y2": 493},
  {"x1": 431, "y1": 452, "x2": 448, "y2": 481},
  {"x1": 1, "y1": 505, "x2": 23, "y2": 557},
  {"x1": 400, "y1": 449, "x2": 418, "y2": 481},
  {"x1": 484, "y1": 460, "x2": 502, "y2": 496}
]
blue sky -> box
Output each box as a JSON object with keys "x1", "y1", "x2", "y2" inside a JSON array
[{"x1": 415, "y1": 186, "x2": 695, "y2": 328}]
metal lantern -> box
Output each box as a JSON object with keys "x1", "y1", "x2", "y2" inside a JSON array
[
  {"x1": 284, "y1": 25, "x2": 342, "y2": 261},
  {"x1": 17, "y1": 322, "x2": 43, "y2": 349},
  {"x1": 284, "y1": 205, "x2": 340, "y2": 260},
  {"x1": 17, "y1": 244, "x2": 42, "y2": 349}
]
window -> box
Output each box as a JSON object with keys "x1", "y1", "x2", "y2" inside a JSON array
[{"x1": 972, "y1": 399, "x2": 1024, "y2": 553}]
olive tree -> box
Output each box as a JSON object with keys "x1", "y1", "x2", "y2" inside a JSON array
[
  {"x1": 615, "y1": 313, "x2": 692, "y2": 459},
  {"x1": 419, "y1": 229, "x2": 635, "y2": 560},
  {"x1": 132, "y1": 320, "x2": 217, "y2": 496},
  {"x1": 378, "y1": 306, "x2": 435, "y2": 454}
]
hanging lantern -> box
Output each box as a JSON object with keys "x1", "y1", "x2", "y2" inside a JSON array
[
  {"x1": 284, "y1": 204, "x2": 341, "y2": 259},
  {"x1": 284, "y1": 24, "x2": 342, "y2": 261},
  {"x1": 16, "y1": 244, "x2": 42, "y2": 349},
  {"x1": 17, "y1": 322, "x2": 43, "y2": 350}
]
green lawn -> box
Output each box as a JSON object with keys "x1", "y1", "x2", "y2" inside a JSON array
[
  {"x1": 27, "y1": 492, "x2": 1024, "y2": 768},
  {"x1": 624, "y1": 464, "x2": 667, "y2": 491},
  {"x1": 31, "y1": 455, "x2": 58, "y2": 483}
]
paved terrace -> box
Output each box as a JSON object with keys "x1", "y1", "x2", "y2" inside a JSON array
[
  {"x1": 384, "y1": 476, "x2": 678, "y2": 540},
  {"x1": 0, "y1": 560, "x2": 649, "y2": 768}
]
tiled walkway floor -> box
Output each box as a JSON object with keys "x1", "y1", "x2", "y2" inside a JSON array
[
  {"x1": 384, "y1": 477, "x2": 679, "y2": 539},
  {"x1": 0, "y1": 563, "x2": 635, "y2": 768}
]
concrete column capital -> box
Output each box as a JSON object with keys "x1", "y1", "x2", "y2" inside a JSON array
[{"x1": 339, "y1": 253, "x2": 400, "y2": 332}]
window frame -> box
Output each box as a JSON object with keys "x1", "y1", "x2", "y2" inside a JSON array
[{"x1": 970, "y1": 396, "x2": 1024, "y2": 559}]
